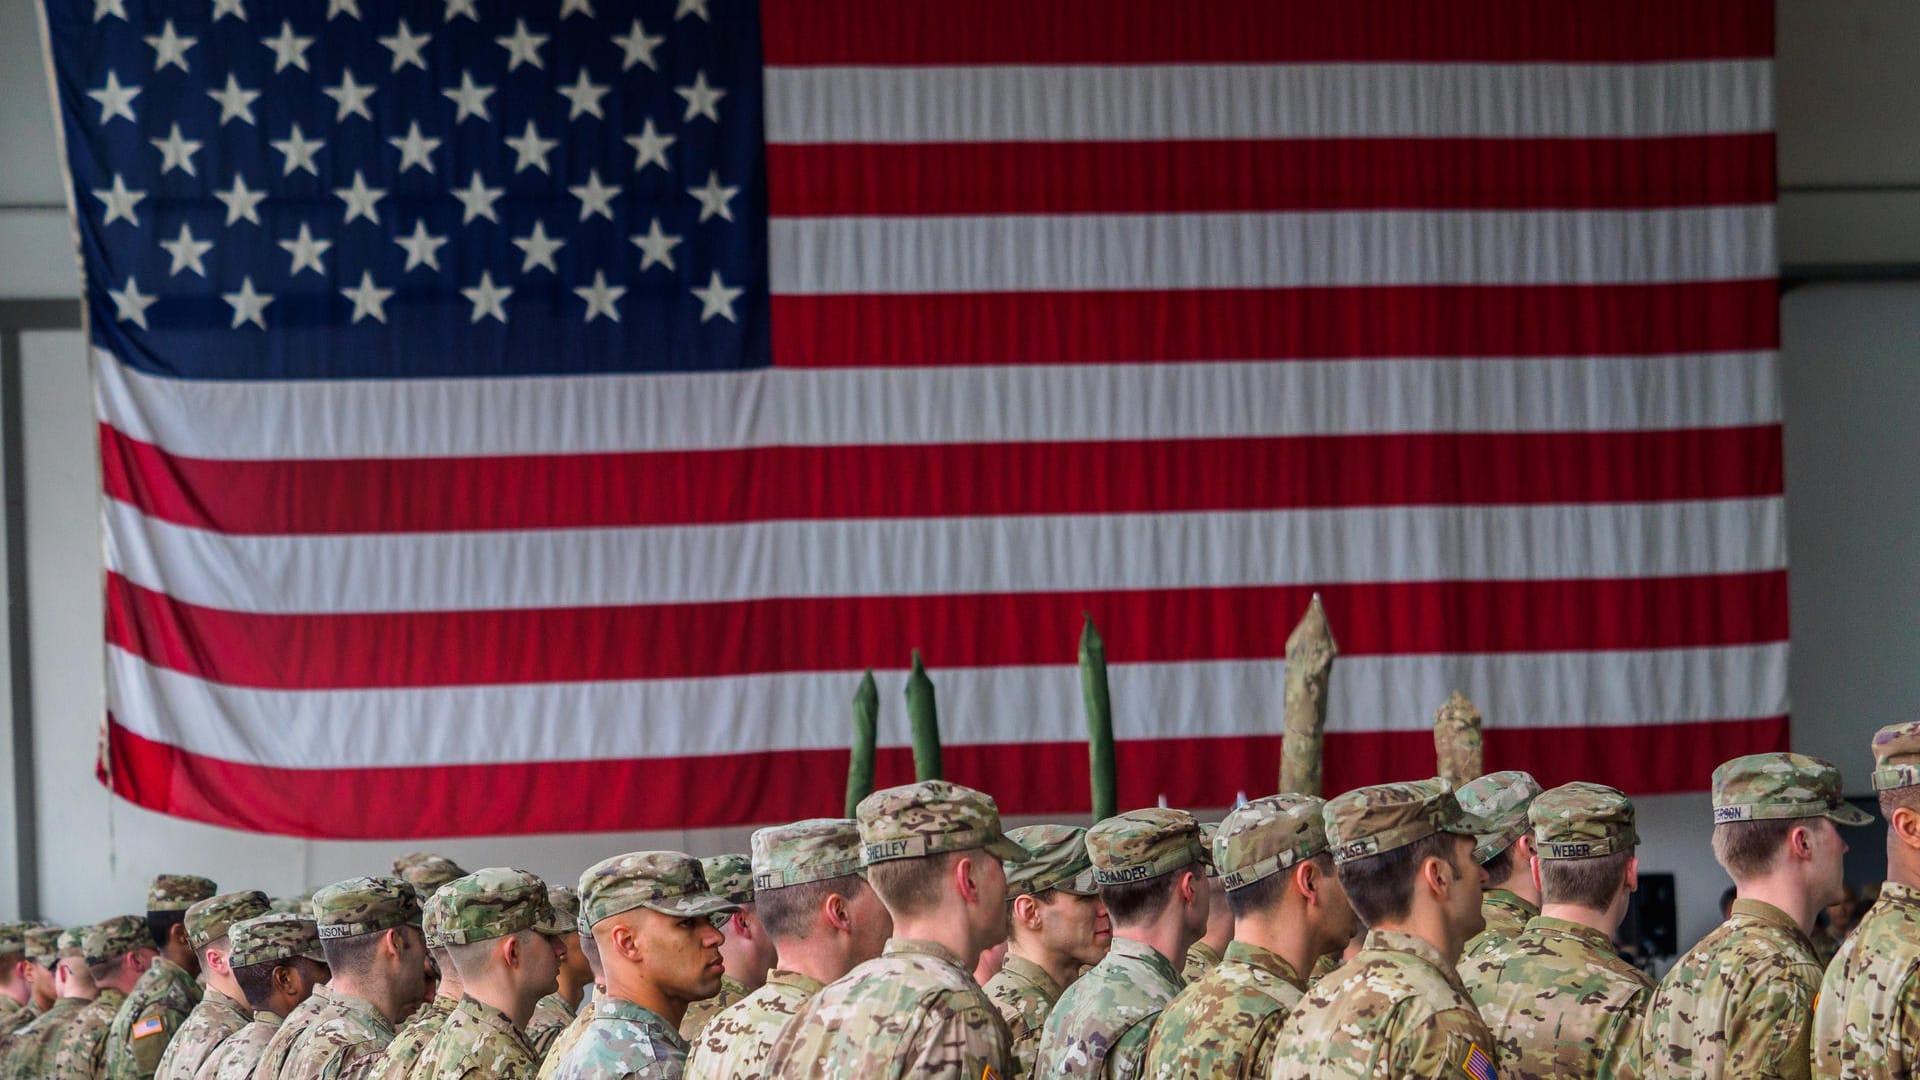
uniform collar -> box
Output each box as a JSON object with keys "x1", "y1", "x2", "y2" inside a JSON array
[
  {"x1": 883, "y1": 938, "x2": 967, "y2": 970},
  {"x1": 1730, "y1": 897, "x2": 1813, "y2": 944},
  {"x1": 1878, "y1": 881, "x2": 1920, "y2": 908},
  {"x1": 1107, "y1": 935, "x2": 1184, "y2": 988},
  {"x1": 595, "y1": 995, "x2": 686, "y2": 1050},
  {"x1": 764, "y1": 969, "x2": 826, "y2": 997},
  {"x1": 1359, "y1": 929, "x2": 1466, "y2": 993},
  {"x1": 328, "y1": 989, "x2": 397, "y2": 1038},
  {"x1": 205, "y1": 987, "x2": 250, "y2": 1021},
  {"x1": 997, "y1": 953, "x2": 1062, "y2": 997},
  {"x1": 96, "y1": 987, "x2": 129, "y2": 1009},
  {"x1": 1221, "y1": 940, "x2": 1306, "y2": 991},
  {"x1": 456, "y1": 995, "x2": 529, "y2": 1044},
  {"x1": 1524, "y1": 915, "x2": 1617, "y2": 953},
  {"x1": 1484, "y1": 888, "x2": 1540, "y2": 920}
]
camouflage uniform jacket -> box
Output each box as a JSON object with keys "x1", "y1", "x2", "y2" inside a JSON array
[
  {"x1": 2, "y1": 995, "x2": 88, "y2": 1079},
  {"x1": 1034, "y1": 936, "x2": 1184, "y2": 1079},
  {"x1": 250, "y1": 984, "x2": 336, "y2": 1080},
  {"x1": 532, "y1": 1001, "x2": 591, "y2": 1080},
  {"x1": 1461, "y1": 889, "x2": 1539, "y2": 963},
  {"x1": 199, "y1": 1011, "x2": 278, "y2": 1080},
  {"x1": 49, "y1": 987, "x2": 129, "y2": 1080},
  {"x1": 1141, "y1": 940, "x2": 1306, "y2": 1080},
  {"x1": 683, "y1": 969, "x2": 823, "y2": 1080},
  {"x1": 761, "y1": 938, "x2": 1014, "y2": 1080},
  {"x1": 412, "y1": 995, "x2": 538, "y2": 1080},
  {"x1": 1814, "y1": 882, "x2": 1920, "y2": 1078},
  {"x1": 676, "y1": 977, "x2": 745, "y2": 1041},
  {"x1": 545, "y1": 996, "x2": 684, "y2": 1080},
  {"x1": 153, "y1": 988, "x2": 249, "y2": 1080},
  {"x1": 0, "y1": 996, "x2": 28, "y2": 1036},
  {"x1": 525, "y1": 994, "x2": 576, "y2": 1060},
  {"x1": 1268, "y1": 929, "x2": 1498, "y2": 1080},
  {"x1": 370, "y1": 995, "x2": 458, "y2": 1080},
  {"x1": 108, "y1": 957, "x2": 204, "y2": 1080},
  {"x1": 1182, "y1": 941, "x2": 1224, "y2": 985},
  {"x1": 982, "y1": 954, "x2": 1062, "y2": 1079},
  {"x1": 275, "y1": 989, "x2": 397, "y2": 1080},
  {"x1": 1640, "y1": 898, "x2": 1819, "y2": 1080},
  {"x1": 1468, "y1": 915, "x2": 1653, "y2": 1079}
]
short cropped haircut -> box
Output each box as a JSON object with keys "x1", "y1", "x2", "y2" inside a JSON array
[
  {"x1": 867, "y1": 852, "x2": 959, "y2": 918},
  {"x1": 1711, "y1": 818, "x2": 1799, "y2": 881},
  {"x1": 232, "y1": 960, "x2": 285, "y2": 1010},
  {"x1": 319, "y1": 931, "x2": 387, "y2": 981},
  {"x1": 1480, "y1": 843, "x2": 1518, "y2": 884},
  {"x1": 757, "y1": 874, "x2": 863, "y2": 942},
  {"x1": 1880, "y1": 786, "x2": 1920, "y2": 821},
  {"x1": 1337, "y1": 833, "x2": 1458, "y2": 928},
  {"x1": 1224, "y1": 853, "x2": 1335, "y2": 920},
  {"x1": 1100, "y1": 864, "x2": 1198, "y2": 927},
  {"x1": 145, "y1": 911, "x2": 186, "y2": 950},
  {"x1": 88, "y1": 955, "x2": 132, "y2": 983},
  {"x1": 1539, "y1": 851, "x2": 1632, "y2": 910}
]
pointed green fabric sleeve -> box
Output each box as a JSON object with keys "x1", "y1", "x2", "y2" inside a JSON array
[
  {"x1": 1080, "y1": 615, "x2": 1118, "y2": 822},
  {"x1": 906, "y1": 649, "x2": 943, "y2": 782},
  {"x1": 847, "y1": 670, "x2": 879, "y2": 818}
]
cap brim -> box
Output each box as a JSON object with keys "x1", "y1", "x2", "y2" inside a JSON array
[
  {"x1": 1826, "y1": 803, "x2": 1875, "y2": 827},
  {"x1": 642, "y1": 892, "x2": 739, "y2": 919},
  {"x1": 986, "y1": 835, "x2": 1033, "y2": 864},
  {"x1": 1055, "y1": 867, "x2": 1100, "y2": 897}
]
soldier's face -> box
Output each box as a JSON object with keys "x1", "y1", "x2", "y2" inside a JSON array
[
  {"x1": 1444, "y1": 836, "x2": 1484, "y2": 936},
  {"x1": 557, "y1": 930, "x2": 593, "y2": 985},
  {"x1": 1806, "y1": 818, "x2": 1849, "y2": 906},
  {"x1": 515, "y1": 930, "x2": 564, "y2": 998},
  {"x1": 636, "y1": 910, "x2": 726, "y2": 1005},
  {"x1": 1312, "y1": 863, "x2": 1361, "y2": 956},
  {"x1": 844, "y1": 879, "x2": 893, "y2": 965},
  {"x1": 1038, "y1": 891, "x2": 1110, "y2": 968}
]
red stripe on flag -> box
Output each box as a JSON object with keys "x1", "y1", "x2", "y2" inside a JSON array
[
  {"x1": 108, "y1": 572, "x2": 1789, "y2": 689},
  {"x1": 104, "y1": 714, "x2": 1789, "y2": 838},
  {"x1": 768, "y1": 136, "x2": 1778, "y2": 217},
  {"x1": 761, "y1": 0, "x2": 1772, "y2": 66},
  {"x1": 770, "y1": 282, "x2": 1779, "y2": 367},
  {"x1": 101, "y1": 423, "x2": 1785, "y2": 535}
]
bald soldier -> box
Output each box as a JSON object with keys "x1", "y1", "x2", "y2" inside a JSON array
[
  {"x1": 1640, "y1": 753, "x2": 1868, "y2": 1079},
  {"x1": 1270, "y1": 779, "x2": 1499, "y2": 1079},
  {"x1": 1034, "y1": 808, "x2": 1212, "y2": 1079},
  {"x1": 685, "y1": 818, "x2": 893, "y2": 1080},
  {"x1": 107, "y1": 875, "x2": 217, "y2": 1080},
  {"x1": 52, "y1": 916, "x2": 160, "y2": 1080},
  {"x1": 3, "y1": 927, "x2": 96, "y2": 1079},
  {"x1": 199, "y1": 913, "x2": 329, "y2": 1080},
  {"x1": 411, "y1": 869, "x2": 568, "y2": 1080},
  {"x1": 1454, "y1": 771, "x2": 1544, "y2": 964},
  {"x1": 763, "y1": 780, "x2": 1027, "y2": 1080},
  {"x1": 373, "y1": 884, "x2": 467, "y2": 1080},
  {"x1": 678, "y1": 856, "x2": 772, "y2": 1041},
  {"x1": 1815, "y1": 721, "x2": 1920, "y2": 1077},
  {"x1": 1182, "y1": 824, "x2": 1233, "y2": 984},
  {"x1": 1143, "y1": 794, "x2": 1358, "y2": 1080},
  {"x1": 271, "y1": 876, "x2": 428, "y2": 1080},
  {"x1": 1467, "y1": 783, "x2": 1654, "y2": 1078},
  {"x1": 548, "y1": 850, "x2": 737, "y2": 1079},
  {"x1": 526, "y1": 887, "x2": 592, "y2": 1061},
  {"x1": 982, "y1": 825, "x2": 1109, "y2": 1079},
  {"x1": 153, "y1": 891, "x2": 272, "y2": 1080}
]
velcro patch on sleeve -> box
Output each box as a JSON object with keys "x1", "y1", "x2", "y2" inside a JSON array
[{"x1": 131, "y1": 1016, "x2": 165, "y2": 1040}]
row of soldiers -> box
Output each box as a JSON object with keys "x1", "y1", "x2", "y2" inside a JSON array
[{"x1": 4, "y1": 724, "x2": 1919, "y2": 1078}]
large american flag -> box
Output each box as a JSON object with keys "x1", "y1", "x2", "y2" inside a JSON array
[{"x1": 46, "y1": 0, "x2": 1781, "y2": 839}]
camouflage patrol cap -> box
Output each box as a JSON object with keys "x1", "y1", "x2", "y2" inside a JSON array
[
  {"x1": 578, "y1": 851, "x2": 739, "y2": 928},
  {"x1": 421, "y1": 882, "x2": 456, "y2": 949},
  {"x1": 0, "y1": 924, "x2": 22, "y2": 956},
  {"x1": 1004, "y1": 825, "x2": 1097, "y2": 897},
  {"x1": 269, "y1": 889, "x2": 316, "y2": 917},
  {"x1": 186, "y1": 890, "x2": 272, "y2": 951},
  {"x1": 1711, "y1": 752, "x2": 1873, "y2": 826},
  {"x1": 855, "y1": 781, "x2": 1031, "y2": 866},
  {"x1": 228, "y1": 913, "x2": 325, "y2": 968},
  {"x1": 435, "y1": 868, "x2": 566, "y2": 945},
  {"x1": 148, "y1": 874, "x2": 218, "y2": 913},
  {"x1": 1455, "y1": 771, "x2": 1544, "y2": 865},
  {"x1": 1198, "y1": 824, "x2": 1222, "y2": 880},
  {"x1": 1871, "y1": 721, "x2": 1920, "y2": 791},
  {"x1": 1214, "y1": 794, "x2": 1329, "y2": 891},
  {"x1": 311, "y1": 876, "x2": 424, "y2": 940},
  {"x1": 24, "y1": 924, "x2": 60, "y2": 966},
  {"x1": 1324, "y1": 779, "x2": 1494, "y2": 864},
  {"x1": 393, "y1": 853, "x2": 468, "y2": 897},
  {"x1": 701, "y1": 856, "x2": 755, "y2": 907},
  {"x1": 57, "y1": 926, "x2": 87, "y2": 959},
  {"x1": 1531, "y1": 782, "x2": 1639, "y2": 859},
  {"x1": 83, "y1": 915, "x2": 152, "y2": 965},
  {"x1": 749, "y1": 818, "x2": 865, "y2": 892},
  {"x1": 547, "y1": 886, "x2": 580, "y2": 932},
  {"x1": 1086, "y1": 808, "x2": 1213, "y2": 887}
]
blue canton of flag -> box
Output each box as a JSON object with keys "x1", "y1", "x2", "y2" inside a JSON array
[{"x1": 44, "y1": 0, "x2": 769, "y2": 377}]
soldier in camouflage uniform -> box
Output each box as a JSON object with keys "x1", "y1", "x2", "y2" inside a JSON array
[
  {"x1": 525, "y1": 887, "x2": 591, "y2": 1061},
  {"x1": 1454, "y1": 770, "x2": 1544, "y2": 967},
  {"x1": 245, "y1": 920, "x2": 341, "y2": 1080},
  {"x1": 152, "y1": 891, "x2": 271, "y2": 1080},
  {"x1": 0, "y1": 925, "x2": 34, "y2": 1034},
  {"x1": 371, "y1": 885, "x2": 466, "y2": 1080},
  {"x1": 108, "y1": 875, "x2": 217, "y2": 1080},
  {"x1": 686, "y1": 818, "x2": 891, "y2": 1080},
  {"x1": 1143, "y1": 794, "x2": 1357, "y2": 1080},
  {"x1": 1640, "y1": 752, "x2": 1869, "y2": 1079},
  {"x1": 1468, "y1": 782, "x2": 1653, "y2": 1078},
  {"x1": 25, "y1": 924, "x2": 65, "y2": 1014},
  {"x1": 1814, "y1": 721, "x2": 1920, "y2": 1077},
  {"x1": 548, "y1": 850, "x2": 738, "y2": 1079},
  {"x1": 531, "y1": 936, "x2": 600, "y2": 1080},
  {"x1": 201, "y1": 913, "x2": 328, "y2": 1080},
  {"x1": 678, "y1": 856, "x2": 770, "y2": 1041},
  {"x1": 1034, "y1": 808, "x2": 1213, "y2": 1079},
  {"x1": 409, "y1": 869, "x2": 568, "y2": 1080},
  {"x1": 763, "y1": 780, "x2": 1029, "y2": 1080},
  {"x1": 1182, "y1": 824, "x2": 1233, "y2": 984},
  {"x1": 982, "y1": 825, "x2": 1108, "y2": 1079},
  {"x1": 52, "y1": 917, "x2": 159, "y2": 1080},
  {"x1": 270, "y1": 876, "x2": 428, "y2": 1080},
  {"x1": 2, "y1": 926, "x2": 94, "y2": 1079},
  {"x1": 394, "y1": 857, "x2": 468, "y2": 900},
  {"x1": 1270, "y1": 779, "x2": 1500, "y2": 1079}
]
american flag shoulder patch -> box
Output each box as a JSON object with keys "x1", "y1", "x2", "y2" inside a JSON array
[
  {"x1": 1459, "y1": 1041, "x2": 1497, "y2": 1080},
  {"x1": 131, "y1": 1016, "x2": 164, "y2": 1039}
]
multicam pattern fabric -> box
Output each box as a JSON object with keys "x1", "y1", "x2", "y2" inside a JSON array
[
  {"x1": 1182, "y1": 940, "x2": 1223, "y2": 985},
  {"x1": 1454, "y1": 772, "x2": 1542, "y2": 865},
  {"x1": 1004, "y1": 825, "x2": 1096, "y2": 897},
  {"x1": 249, "y1": 983, "x2": 335, "y2": 1080},
  {"x1": 1269, "y1": 929, "x2": 1497, "y2": 1080},
  {"x1": 1468, "y1": 915, "x2": 1652, "y2": 1079},
  {"x1": 1461, "y1": 889, "x2": 1540, "y2": 964},
  {"x1": 273, "y1": 990, "x2": 397, "y2": 1080},
  {"x1": 149, "y1": 877, "x2": 219, "y2": 914},
  {"x1": 546, "y1": 996, "x2": 684, "y2": 1080},
  {"x1": 761, "y1": 938, "x2": 1013, "y2": 1080},
  {"x1": 311, "y1": 877, "x2": 423, "y2": 939},
  {"x1": 1639, "y1": 898, "x2": 1819, "y2": 1080},
  {"x1": 532, "y1": 1002, "x2": 592, "y2": 1080},
  {"x1": 1710, "y1": 753, "x2": 1874, "y2": 826},
  {"x1": 1323, "y1": 780, "x2": 1491, "y2": 863},
  {"x1": 184, "y1": 893, "x2": 272, "y2": 953},
  {"x1": 524, "y1": 995, "x2": 576, "y2": 1061},
  {"x1": 855, "y1": 781, "x2": 1030, "y2": 866},
  {"x1": 1033, "y1": 936, "x2": 1184, "y2": 1078},
  {"x1": 683, "y1": 969, "x2": 824, "y2": 1080},
  {"x1": 577, "y1": 852, "x2": 736, "y2": 929},
  {"x1": 1813, "y1": 882, "x2": 1920, "y2": 1079},
  {"x1": 748, "y1": 819, "x2": 864, "y2": 892},
  {"x1": 107, "y1": 956, "x2": 205, "y2": 1080},
  {"x1": 1085, "y1": 809, "x2": 1210, "y2": 885},
  {"x1": 982, "y1": 954, "x2": 1062, "y2": 1079},
  {"x1": 1142, "y1": 940, "x2": 1307, "y2": 1080},
  {"x1": 2, "y1": 995, "x2": 87, "y2": 1079},
  {"x1": 676, "y1": 977, "x2": 745, "y2": 1040},
  {"x1": 370, "y1": 995, "x2": 457, "y2": 1080},
  {"x1": 0, "y1": 996, "x2": 29, "y2": 1036},
  {"x1": 412, "y1": 995, "x2": 538, "y2": 1080},
  {"x1": 435, "y1": 869, "x2": 564, "y2": 945},
  {"x1": 153, "y1": 989, "x2": 249, "y2": 1080},
  {"x1": 200, "y1": 1011, "x2": 279, "y2": 1080},
  {"x1": 48, "y1": 987, "x2": 129, "y2": 1080}
]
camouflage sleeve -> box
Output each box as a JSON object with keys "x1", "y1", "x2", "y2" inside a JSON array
[
  {"x1": 1242, "y1": 1010, "x2": 1289, "y2": 1080},
  {"x1": 1727, "y1": 963, "x2": 1817, "y2": 1080},
  {"x1": 1389, "y1": 1005, "x2": 1499, "y2": 1080},
  {"x1": 1102, "y1": 1012, "x2": 1158, "y2": 1079},
  {"x1": 1592, "y1": 985, "x2": 1651, "y2": 1080},
  {"x1": 896, "y1": 991, "x2": 1014, "y2": 1080},
  {"x1": 129, "y1": 1003, "x2": 194, "y2": 1077}
]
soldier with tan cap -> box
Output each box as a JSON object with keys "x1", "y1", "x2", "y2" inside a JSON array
[
  {"x1": 1034, "y1": 807, "x2": 1212, "y2": 1079},
  {"x1": 686, "y1": 818, "x2": 893, "y2": 1080},
  {"x1": 1270, "y1": 779, "x2": 1498, "y2": 1078},
  {"x1": 679, "y1": 855, "x2": 773, "y2": 1041},
  {"x1": 394, "y1": 856, "x2": 468, "y2": 899},
  {"x1": 411, "y1": 868, "x2": 569, "y2": 1079},
  {"x1": 0, "y1": 925, "x2": 34, "y2": 1034},
  {"x1": 24, "y1": 925, "x2": 64, "y2": 1014},
  {"x1": 151, "y1": 891, "x2": 271, "y2": 1080},
  {"x1": 525, "y1": 886, "x2": 592, "y2": 1061},
  {"x1": 1815, "y1": 721, "x2": 1920, "y2": 1077},
  {"x1": 1181, "y1": 822, "x2": 1234, "y2": 983},
  {"x1": 982, "y1": 824, "x2": 1109, "y2": 1079},
  {"x1": 1143, "y1": 794, "x2": 1358, "y2": 1080},
  {"x1": 1454, "y1": 770, "x2": 1545, "y2": 966},
  {"x1": 51, "y1": 917, "x2": 160, "y2": 1080},
  {"x1": 3, "y1": 926, "x2": 96, "y2": 1079},
  {"x1": 763, "y1": 780, "x2": 1028, "y2": 1080},
  {"x1": 268, "y1": 876, "x2": 428, "y2": 1080},
  {"x1": 1640, "y1": 752, "x2": 1870, "y2": 1080},
  {"x1": 107, "y1": 875, "x2": 217, "y2": 1080},
  {"x1": 201, "y1": 913, "x2": 329, "y2": 1080},
  {"x1": 1468, "y1": 782, "x2": 1654, "y2": 1079},
  {"x1": 373, "y1": 884, "x2": 467, "y2": 1080}
]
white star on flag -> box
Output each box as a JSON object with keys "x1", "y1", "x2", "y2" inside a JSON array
[
  {"x1": 107, "y1": 276, "x2": 157, "y2": 328},
  {"x1": 380, "y1": 19, "x2": 432, "y2": 71},
  {"x1": 271, "y1": 124, "x2": 325, "y2": 176},
  {"x1": 561, "y1": 0, "x2": 595, "y2": 17},
  {"x1": 505, "y1": 120, "x2": 558, "y2": 173},
  {"x1": 211, "y1": 0, "x2": 246, "y2": 20},
  {"x1": 445, "y1": 0, "x2": 479, "y2": 21},
  {"x1": 150, "y1": 124, "x2": 203, "y2": 176},
  {"x1": 675, "y1": 70, "x2": 725, "y2": 123},
  {"x1": 341, "y1": 271, "x2": 394, "y2": 324},
  {"x1": 630, "y1": 217, "x2": 681, "y2": 272},
  {"x1": 689, "y1": 170, "x2": 738, "y2": 223},
  {"x1": 389, "y1": 122, "x2": 442, "y2": 174},
  {"x1": 87, "y1": 72, "x2": 141, "y2": 126},
  {"x1": 626, "y1": 119, "x2": 675, "y2": 173},
  {"x1": 223, "y1": 277, "x2": 273, "y2": 329},
  {"x1": 328, "y1": 0, "x2": 362, "y2": 18},
  {"x1": 215, "y1": 174, "x2": 266, "y2": 226},
  {"x1": 558, "y1": 71, "x2": 610, "y2": 121},
  {"x1": 613, "y1": 19, "x2": 663, "y2": 71},
  {"x1": 512, "y1": 220, "x2": 566, "y2": 273},
  {"x1": 278, "y1": 222, "x2": 333, "y2": 277},
  {"x1": 335, "y1": 171, "x2": 387, "y2": 225},
  {"x1": 159, "y1": 222, "x2": 214, "y2": 277},
  {"x1": 144, "y1": 19, "x2": 196, "y2": 72},
  {"x1": 454, "y1": 172, "x2": 506, "y2": 224},
  {"x1": 323, "y1": 70, "x2": 377, "y2": 122},
  {"x1": 93, "y1": 0, "x2": 127, "y2": 22},
  {"x1": 496, "y1": 19, "x2": 547, "y2": 71},
  {"x1": 691, "y1": 269, "x2": 741, "y2": 323},
  {"x1": 574, "y1": 270, "x2": 626, "y2": 323},
  {"x1": 445, "y1": 72, "x2": 496, "y2": 123},
  {"x1": 395, "y1": 220, "x2": 450, "y2": 271},
  {"x1": 92, "y1": 175, "x2": 144, "y2": 227},
  {"x1": 208, "y1": 74, "x2": 260, "y2": 126},
  {"x1": 676, "y1": 0, "x2": 710, "y2": 22},
  {"x1": 265, "y1": 21, "x2": 315, "y2": 72},
  {"x1": 569, "y1": 169, "x2": 621, "y2": 221},
  {"x1": 461, "y1": 270, "x2": 512, "y2": 323}
]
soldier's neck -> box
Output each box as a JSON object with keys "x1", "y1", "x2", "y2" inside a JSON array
[
  {"x1": 1370, "y1": 907, "x2": 1458, "y2": 965},
  {"x1": 1537, "y1": 902, "x2": 1620, "y2": 938},
  {"x1": 603, "y1": 969, "x2": 688, "y2": 1028},
  {"x1": 1734, "y1": 877, "x2": 1819, "y2": 936},
  {"x1": 1005, "y1": 935, "x2": 1079, "y2": 995},
  {"x1": 767, "y1": 935, "x2": 855, "y2": 990},
  {"x1": 889, "y1": 911, "x2": 986, "y2": 974},
  {"x1": 1231, "y1": 907, "x2": 1318, "y2": 982},
  {"x1": 1110, "y1": 915, "x2": 1194, "y2": 973}
]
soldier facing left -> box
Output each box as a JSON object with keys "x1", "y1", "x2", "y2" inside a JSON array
[{"x1": 105, "y1": 875, "x2": 218, "y2": 1080}]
